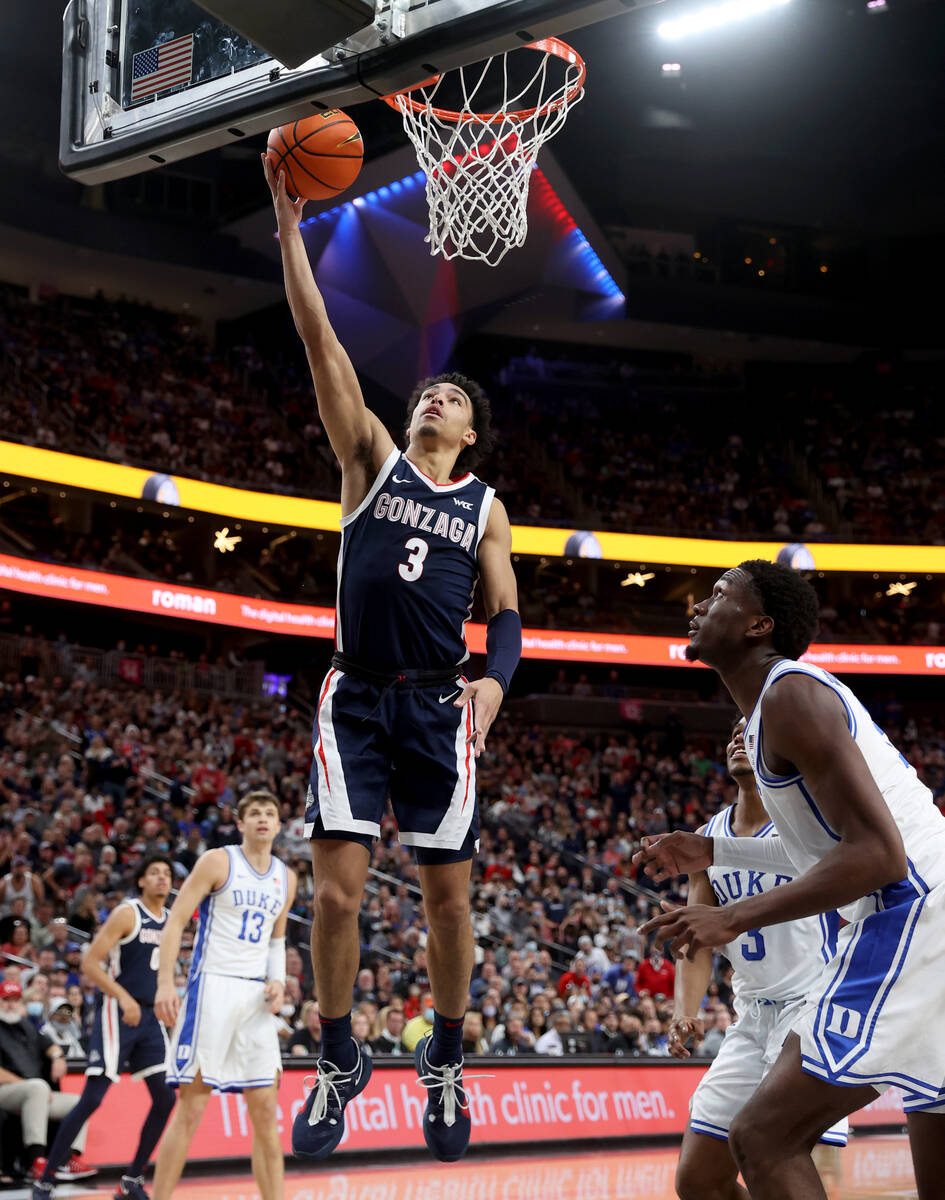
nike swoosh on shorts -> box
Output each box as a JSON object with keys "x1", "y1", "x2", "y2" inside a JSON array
[{"x1": 438, "y1": 691, "x2": 460, "y2": 704}]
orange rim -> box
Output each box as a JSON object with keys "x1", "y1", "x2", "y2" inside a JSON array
[{"x1": 381, "y1": 37, "x2": 585, "y2": 125}]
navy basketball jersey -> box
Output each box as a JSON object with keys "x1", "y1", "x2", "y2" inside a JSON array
[
  {"x1": 108, "y1": 898, "x2": 168, "y2": 1003},
  {"x1": 336, "y1": 448, "x2": 496, "y2": 670}
]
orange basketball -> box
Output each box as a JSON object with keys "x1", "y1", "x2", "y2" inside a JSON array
[{"x1": 266, "y1": 110, "x2": 364, "y2": 202}]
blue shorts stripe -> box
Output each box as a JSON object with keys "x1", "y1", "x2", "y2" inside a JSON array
[{"x1": 690, "y1": 1120, "x2": 730, "y2": 1142}]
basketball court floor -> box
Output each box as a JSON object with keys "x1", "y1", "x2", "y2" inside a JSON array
[{"x1": 13, "y1": 1135, "x2": 917, "y2": 1200}]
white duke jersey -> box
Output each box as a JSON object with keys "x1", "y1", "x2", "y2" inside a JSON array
[
  {"x1": 189, "y1": 845, "x2": 289, "y2": 982},
  {"x1": 744, "y1": 658, "x2": 945, "y2": 923},
  {"x1": 703, "y1": 806, "x2": 839, "y2": 1002}
]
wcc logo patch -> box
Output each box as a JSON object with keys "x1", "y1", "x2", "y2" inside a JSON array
[{"x1": 453, "y1": 498, "x2": 473, "y2": 510}]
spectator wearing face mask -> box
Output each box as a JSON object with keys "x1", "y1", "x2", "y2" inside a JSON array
[
  {"x1": 401, "y1": 991, "x2": 435, "y2": 1052},
  {"x1": 22, "y1": 988, "x2": 46, "y2": 1029}
]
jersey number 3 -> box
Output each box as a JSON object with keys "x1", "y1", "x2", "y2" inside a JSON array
[
  {"x1": 741, "y1": 929, "x2": 766, "y2": 961},
  {"x1": 399, "y1": 537, "x2": 429, "y2": 582}
]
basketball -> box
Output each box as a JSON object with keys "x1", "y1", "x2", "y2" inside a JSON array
[{"x1": 266, "y1": 110, "x2": 363, "y2": 202}]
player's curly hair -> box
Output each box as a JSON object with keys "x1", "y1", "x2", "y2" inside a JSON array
[
  {"x1": 405, "y1": 372, "x2": 495, "y2": 476},
  {"x1": 738, "y1": 559, "x2": 820, "y2": 660}
]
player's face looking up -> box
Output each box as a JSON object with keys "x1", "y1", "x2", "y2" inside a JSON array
[
  {"x1": 237, "y1": 800, "x2": 281, "y2": 842},
  {"x1": 407, "y1": 382, "x2": 476, "y2": 454},
  {"x1": 140, "y1": 861, "x2": 172, "y2": 901},
  {"x1": 725, "y1": 717, "x2": 753, "y2": 780},
  {"x1": 685, "y1": 569, "x2": 772, "y2": 666}
]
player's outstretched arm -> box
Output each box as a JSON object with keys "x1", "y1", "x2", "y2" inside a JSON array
[
  {"x1": 262, "y1": 155, "x2": 394, "y2": 478},
  {"x1": 155, "y1": 849, "x2": 229, "y2": 1027},
  {"x1": 263, "y1": 868, "x2": 297, "y2": 1015},
  {"x1": 455, "y1": 499, "x2": 520, "y2": 758},
  {"x1": 81, "y1": 903, "x2": 142, "y2": 1027},
  {"x1": 668, "y1": 858, "x2": 715, "y2": 1058}
]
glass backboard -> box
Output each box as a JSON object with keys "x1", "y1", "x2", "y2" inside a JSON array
[{"x1": 60, "y1": 0, "x2": 663, "y2": 183}]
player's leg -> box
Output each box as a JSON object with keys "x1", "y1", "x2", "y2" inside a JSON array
[
  {"x1": 36, "y1": 1075, "x2": 110, "y2": 1190},
  {"x1": 244, "y1": 1083, "x2": 283, "y2": 1200},
  {"x1": 678, "y1": 1004, "x2": 763, "y2": 1200},
  {"x1": 151, "y1": 1077, "x2": 212, "y2": 1200},
  {"x1": 305, "y1": 668, "x2": 388, "y2": 1072},
  {"x1": 418, "y1": 856, "x2": 475, "y2": 1061},
  {"x1": 906, "y1": 1110, "x2": 945, "y2": 1200},
  {"x1": 293, "y1": 834, "x2": 374, "y2": 1159},
  {"x1": 120, "y1": 1073, "x2": 176, "y2": 1194},
  {"x1": 810, "y1": 1145, "x2": 842, "y2": 1199},
  {"x1": 728, "y1": 1035, "x2": 877, "y2": 1199},
  {"x1": 394, "y1": 686, "x2": 479, "y2": 1162},
  {"x1": 310, "y1": 835, "x2": 372, "y2": 1068},
  {"x1": 675, "y1": 1127, "x2": 748, "y2": 1200}
]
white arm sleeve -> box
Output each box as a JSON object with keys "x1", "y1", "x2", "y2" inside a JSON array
[
  {"x1": 266, "y1": 936, "x2": 286, "y2": 983},
  {"x1": 711, "y1": 836, "x2": 799, "y2": 875}
]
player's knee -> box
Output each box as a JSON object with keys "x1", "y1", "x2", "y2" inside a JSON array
[
  {"x1": 249, "y1": 1099, "x2": 279, "y2": 1131},
  {"x1": 675, "y1": 1153, "x2": 731, "y2": 1200},
  {"x1": 150, "y1": 1083, "x2": 176, "y2": 1119},
  {"x1": 313, "y1": 877, "x2": 361, "y2": 924},
  {"x1": 426, "y1": 893, "x2": 471, "y2": 933},
  {"x1": 176, "y1": 1094, "x2": 210, "y2": 1127},
  {"x1": 728, "y1": 1108, "x2": 780, "y2": 1175}
]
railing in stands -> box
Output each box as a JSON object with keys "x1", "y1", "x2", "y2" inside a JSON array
[{"x1": 0, "y1": 632, "x2": 264, "y2": 698}]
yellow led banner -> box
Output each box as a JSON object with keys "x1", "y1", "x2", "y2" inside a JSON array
[
  {"x1": 3, "y1": 441, "x2": 945, "y2": 573},
  {"x1": 0, "y1": 440, "x2": 340, "y2": 529}
]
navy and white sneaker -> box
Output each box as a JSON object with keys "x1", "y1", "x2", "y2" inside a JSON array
[
  {"x1": 415, "y1": 1036, "x2": 471, "y2": 1163},
  {"x1": 31, "y1": 1182, "x2": 54, "y2": 1200},
  {"x1": 292, "y1": 1040, "x2": 373, "y2": 1159},
  {"x1": 114, "y1": 1174, "x2": 150, "y2": 1200}
]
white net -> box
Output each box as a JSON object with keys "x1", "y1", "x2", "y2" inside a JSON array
[{"x1": 386, "y1": 39, "x2": 585, "y2": 267}]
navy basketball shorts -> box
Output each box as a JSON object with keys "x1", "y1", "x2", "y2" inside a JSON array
[
  {"x1": 85, "y1": 997, "x2": 169, "y2": 1082},
  {"x1": 304, "y1": 665, "x2": 479, "y2": 864}
]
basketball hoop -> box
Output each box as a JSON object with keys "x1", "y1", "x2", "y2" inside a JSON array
[{"x1": 383, "y1": 38, "x2": 586, "y2": 267}]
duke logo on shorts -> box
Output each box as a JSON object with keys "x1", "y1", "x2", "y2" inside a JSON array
[
  {"x1": 744, "y1": 659, "x2": 945, "y2": 1112},
  {"x1": 87, "y1": 898, "x2": 169, "y2": 1082},
  {"x1": 305, "y1": 449, "x2": 495, "y2": 854},
  {"x1": 166, "y1": 845, "x2": 288, "y2": 1092}
]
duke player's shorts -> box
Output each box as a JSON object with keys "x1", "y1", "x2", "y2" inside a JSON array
[
  {"x1": 166, "y1": 973, "x2": 281, "y2": 1093},
  {"x1": 795, "y1": 879, "x2": 945, "y2": 1112},
  {"x1": 305, "y1": 655, "x2": 479, "y2": 863},
  {"x1": 691, "y1": 996, "x2": 848, "y2": 1146},
  {"x1": 86, "y1": 997, "x2": 169, "y2": 1083}
]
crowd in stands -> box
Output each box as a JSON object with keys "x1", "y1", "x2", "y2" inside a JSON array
[
  {"x1": 797, "y1": 390, "x2": 945, "y2": 544},
  {"x1": 6, "y1": 284, "x2": 942, "y2": 547},
  {"x1": 2, "y1": 635, "x2": 944, "y2": 1066}
]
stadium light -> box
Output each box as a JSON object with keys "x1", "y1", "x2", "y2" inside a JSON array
[{"x1": 658, "y1": 0, "x2": 790, "y2": 41}]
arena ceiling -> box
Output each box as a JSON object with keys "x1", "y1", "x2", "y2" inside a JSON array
[{"x1": 0, "y1": 0, "x2": 942, "y2": 345}]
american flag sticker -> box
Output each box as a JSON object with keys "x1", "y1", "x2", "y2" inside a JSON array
[{"x1": 131, "y1": 34, "x2": 194, "y2": 103}]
